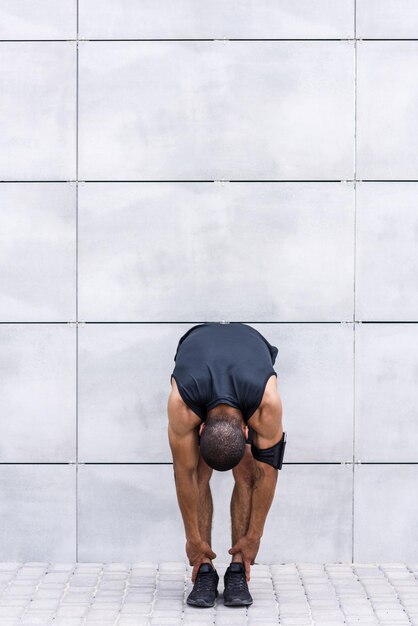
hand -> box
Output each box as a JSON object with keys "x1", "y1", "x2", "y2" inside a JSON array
[
  {"x1": 186, "y1": 538, "x2": 216, "y2": 582},
  {"x1": 228, "y1": 534, "x2": 261, "y2": 581}
]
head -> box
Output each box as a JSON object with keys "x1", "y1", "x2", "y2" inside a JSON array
[{"x1": 199, "y1": 412, "x2": 248, "y2": 471}]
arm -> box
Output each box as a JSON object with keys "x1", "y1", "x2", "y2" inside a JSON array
[
  {"x1": 167, "y1": 397, "x2": 216, "y2": 580},
  {"x1": 229, "y1": 392, "x2": 284, "y2": 580},
  {"x1": 168, "y1": 422, "x2": 201, "y2": 540},
  {"x1": 248, "y1": 458, "x2": 279, "y2": 540},
  {"x1": 228, "y1": 450, "x2": 281, "y2": 580}
]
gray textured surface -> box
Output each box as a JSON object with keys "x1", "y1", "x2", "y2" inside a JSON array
[
  {"x1": 0, "y1": 466, "x2": 76, "y2": 562},
  {"x1": 355, "y1": 324, "x2": 418, "y2": 462},
  {"x1": 0, "y1": 0, "x2": 417, "y2": 565},
  {"x1": 354, "y1": 465, "x2": 418, "y2": 562},
  {"x1": 357, "y1": 42, "x2": 418, "y2": 180},
  {"x1": 0, "y1": 43, "x2": 76, "y2": 180},
  {"x1": 0, "y1": 184, "x2": 76, "y2": 322},
  {"x1": 77, "y1": 322, "x2": 353, "y2": 463},
  {"x1": 0, "y1": 0, "x2": 77, "y2": 39},
  {"x1": 0, "y1": 324, "x2": 76, "y2": 462},
  {"x1": 356, "y1": 183, "x2": 418, "y2": 321},
  {"x1": 79, "y1": 0, "x2": 354, "y2": 39},
  {"x1": 76, "y1": 464, "x2": 352, "y2": 563},
  {"x1": 0, "y1": 562, "x2": 417, "y2": 625},
  {"x1": 78, "y1": 41, "x2": 354, "y2": 181},
  {"x1": 78, "y1": 183, "x2": 354, "y2": 322},
  {"x1": 357, "y1": 0, "x2": 418, "y2": 38}
]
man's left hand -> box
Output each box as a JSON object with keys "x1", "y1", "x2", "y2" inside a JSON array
[{"x1": 228, "y1": 534, "x2": 261, "y2": 581}]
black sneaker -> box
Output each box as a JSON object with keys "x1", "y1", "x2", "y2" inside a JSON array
[
  {"x1": 186, "y1": 563, "x2": 219, "y2": 608},
  {"x1": 223, "y1": 562, "x2": 253, "y2": 607}
]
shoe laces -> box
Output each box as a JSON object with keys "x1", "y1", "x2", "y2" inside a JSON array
[
  {"x1": 225, "y1": 569, "x2": 248, "y2": 593},
  {"x1": 193, "y1": 571, "x2": 217, "y2": 593}
]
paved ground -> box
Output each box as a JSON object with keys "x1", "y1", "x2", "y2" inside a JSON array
[{"x1": 1, "y1": 562, "x2": 418, "y2": 625}]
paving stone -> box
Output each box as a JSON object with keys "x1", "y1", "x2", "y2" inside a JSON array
[
  {"x1": 0, "y1": 607, "x2": 25, "y2": 617},
  {"x1": 0, "y1": 561, "x2": 417, "y2": 623},
  {"x1": 55, "y1": 606, "x2": 89, "y2": 618},
  {"x1": 53, "y1": 620, "x2": 85, "y2": 626},
  {"x1": 19, "y1": 616, "x2": 55, "y2": 625}
]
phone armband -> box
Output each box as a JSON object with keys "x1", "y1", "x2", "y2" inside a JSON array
[{"x1": 251, "y1": 431, "x2": 287, "y2": 470}]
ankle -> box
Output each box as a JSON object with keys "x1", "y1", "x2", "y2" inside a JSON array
[{"x1": 231, "y1": 554, "x2": 243, "y2": 565}]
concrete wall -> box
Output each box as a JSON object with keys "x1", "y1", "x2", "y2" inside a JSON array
[{"x1": 0, "y1": 1, "x2": 417, "y2": 563}]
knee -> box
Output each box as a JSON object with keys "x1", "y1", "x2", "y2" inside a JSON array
[
  {"x1": 197, "y1": 471, "x2": 212, "y2": 487},
  {"x1": 232, "y1": 448, "x2": 257, "y2": 489},
  {"x1": 197, "y1": 457, "x2": 213, "y2": 486}
]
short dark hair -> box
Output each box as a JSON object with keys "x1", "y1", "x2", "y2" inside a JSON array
[{"x1": 199, "y1": 415, "x2": 246, "y2": 471}]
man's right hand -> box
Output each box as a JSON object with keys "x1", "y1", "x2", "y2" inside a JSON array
[{"x1": 186, "y1": 538, "x2": 216, "y2": 582}]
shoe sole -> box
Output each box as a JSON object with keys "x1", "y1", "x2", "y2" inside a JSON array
[
  {"x1": 186, "y1": 590, "x2": 218, "y2": 608},
  {"x1": 223, "y1": 598, "x2": 253, "y2": 607},
  {"x1": 186, "y1": 599, "x2": 216, "y2": 607}
]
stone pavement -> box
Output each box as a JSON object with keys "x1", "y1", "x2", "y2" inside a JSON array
[{"x1": 1, "y1": 562, "x2": 418, "y2": 625}]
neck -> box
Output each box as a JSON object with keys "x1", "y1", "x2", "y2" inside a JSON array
[{"x1": 206, "y1": 404, "x2": 243, "y2": 425}]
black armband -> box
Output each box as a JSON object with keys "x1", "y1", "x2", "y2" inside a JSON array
[{"x1": 251, "y1": 432, "x2": 287, "y2": 470}]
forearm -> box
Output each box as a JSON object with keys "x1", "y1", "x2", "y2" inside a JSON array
[
  {"x1": 247, "y1": 464, "x2": 278, "y2": 539},
  {"x1": 173, "y1": 464, "x2": 201, "y2": 540}
]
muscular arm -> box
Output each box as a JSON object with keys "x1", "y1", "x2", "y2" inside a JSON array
[
  {"x1": 167, "y1": 390, "x2": 216, "y2": 579},
  {"x1": 247, "y1": 458, "x2": 279, "y2": 540},
  {"x1": 168, "y1": 421, "x2": 201, "y2": 541},
  {"x1": 229, "y1": 392, "x2": 284, "y2": 579},
  {"x1": 229, "y1": 438, "x2": 282, "y2": 579}
]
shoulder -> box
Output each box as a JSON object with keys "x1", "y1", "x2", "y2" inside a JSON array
[
  {"x1": 248, "y1": 385, "x2": 283, "y2": 444},
  {"x1": 168, "y1": 378, "x2": 202, "y2": 437}
]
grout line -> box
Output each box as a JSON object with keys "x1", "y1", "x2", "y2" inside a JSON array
[
  {"x1": 2, "y1": 179, "x2": 418, "y2": 183},
  {"x1": 0, "y1": 462, "x2": 77, "y2": 465},
  {"x1": 79, "y1": 320, "x2": 412, "y2": 323},
  {"x1": 352, "y1": 325, "x2": 356, "y2": 562},
  {"x1": 0, "y1": 38, "x2": 353, "y2": 43},
  {"x1": 353, "y1": 565, "x2": 381, "y2": 625},
  {"x1": 2, "y1": 37, "x2": 418, "y2": 42},
  {"x1": 354, "y1": 0, "x2": 357, "y2": 40},
  {"x1": 86, "y1": 38, "x2": 348, "y2": 41},
  {"x1": 0, "y1": 39, "x2": 79, "y2": 42},
  {"x1": 295, "y1": 564, "x2": 314, "y2": 625},
  {"x1": 75, "y1": 323, "x2": 78, "y2": 564},
  {"x1": 352, "y1": 0, "x2": 357, "y2": 565},
  {"x1": 360, "y1": 38, "x2": 418, "y2": 41},
  {"x1": 79, "y1": 320, "x2": 359, "y2": 324},
  {"x1": 78, "y1": 179, "x2": 345, "y2": 183},
  {"x1": 268, "y1": 564, "x2": 280, "y2": 624},
  {"x1": 378, "y1": 566, "x2": 414, "y2": 626},
  {"x1": 1, "y1": 320, "x2": 418, "y2": 324},
  {"x1": 323, "y1": 564, "x2": 346, "y2": 621},
  {"x1": 82, "y1": 461, "x2": 342, "y2": 465},
  {"x1": 0, "y1": 180, "x2": 70, "y2": 183},
  {"x1": 1, "y1": 461, "x2": 417, "y2": 465},
  {"x1": 359, "y1": 320, "x2": 418, "y2": 323},
  {"x1": 75, "y1": 0, "x2": 79, "y2": 563}
]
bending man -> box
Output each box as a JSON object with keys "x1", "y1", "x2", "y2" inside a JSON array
[{"x1": 167, "y1": 321, "x2": 286, "y2": 608}]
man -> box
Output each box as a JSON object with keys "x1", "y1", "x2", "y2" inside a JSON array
[{"x1": 167, "y1": 321, "x2": 286, "y2": 608}]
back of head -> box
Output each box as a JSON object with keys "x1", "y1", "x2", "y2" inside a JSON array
[{"x1": 199, "y1": 414, "x2": 246, "y2": 471}]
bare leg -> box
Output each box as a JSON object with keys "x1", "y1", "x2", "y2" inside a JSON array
[
  {"x1": 230, "y1": 445, "x2": 257, "y2": 564},
  {"x1": 197, "y1": 453, "x2": 214, "y2": 564}
]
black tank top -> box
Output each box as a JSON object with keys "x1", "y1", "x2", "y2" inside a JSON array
[{"x1": 170, "y1": 322, "x2": 278, "y2": 423}]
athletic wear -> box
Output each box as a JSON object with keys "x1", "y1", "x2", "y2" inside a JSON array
[
  {"x1": 251, "y1": 431, "x2": 287, "y2": 470},
  {"x1": 170, "y1": 322, "x2": 278, "y2": 423},
  {"x1": 223, "y1": 562, "x2": 253, "y2": 606},
  {"x1": 186, "y1": 563, "x2": 219, "y2": 607}
]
